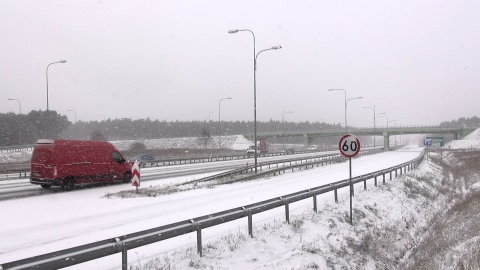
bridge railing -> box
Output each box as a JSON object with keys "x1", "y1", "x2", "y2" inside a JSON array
[{"x1": 0, "y1": 149, "x2": 425, "y2": 270}]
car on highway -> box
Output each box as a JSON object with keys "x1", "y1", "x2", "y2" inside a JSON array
[
  {"x1": 133, "y1": 154, "x2": 156, "y2": 167},
  {"x1": 307, "y1": 145, "x2": 318, "y2": 150},
  {"x1": 30, "y1": 139, "x2": 132, "y2": 190}
]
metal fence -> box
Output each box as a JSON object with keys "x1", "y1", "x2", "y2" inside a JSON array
[{"x1": 0, "y1": 149, "x2": 425, "y2": 270}]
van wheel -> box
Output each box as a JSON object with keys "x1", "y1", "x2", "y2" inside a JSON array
[
  {"x1": 123, "y1": 172, "x2": 132, "y2": 183},
  {"x1": 63, "y1": 178, "x2": 75, "y2": 191},
  {"x1": 41, "y1": 184, "x2": 51, "y2": 189}
]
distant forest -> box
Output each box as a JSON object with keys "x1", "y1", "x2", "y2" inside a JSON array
[
  {"x1": 1, "y1": 110, "x2": 342, "y2": 146},
  {"x1": 1, "y1": 110, "x2": 479, "y2": 146}
]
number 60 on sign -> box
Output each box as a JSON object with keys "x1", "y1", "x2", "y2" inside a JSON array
[{"x1": 339, "y1": 134, "x2": 361, "y2": 158}]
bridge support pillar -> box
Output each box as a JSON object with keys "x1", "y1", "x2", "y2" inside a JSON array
[
  {"x1": 303, "y1": 134, "x2": 313, "y2": 149},
  {"x1": 383, "y1": 132, "x2": 390, "y2": 150}
]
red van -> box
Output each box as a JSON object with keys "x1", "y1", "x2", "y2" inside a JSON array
[{"x1": 30, "y1": 139, "x2": 133, "y2": 190}]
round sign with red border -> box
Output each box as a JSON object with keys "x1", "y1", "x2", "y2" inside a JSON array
[{"x1": 339, "y1": 134, "x2": 361, "y2": 157}]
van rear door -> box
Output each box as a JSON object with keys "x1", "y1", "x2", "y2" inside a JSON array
[{"x1": 31, "y1": 141, "x2": 56, "y2": 179}]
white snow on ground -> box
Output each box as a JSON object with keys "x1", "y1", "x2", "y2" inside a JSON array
[
  {"x1": 0, "y1": 146, "x2": 424, "y2": 269},
  {"x1": 0, "y1": 149, "x2": 32, "y2": 164},
  {"x1": 229, "y1": 135, "x2": 253, "y2": 150},
  {"x1": 111, "y1": 135, "x2": 251, "y2": 151},
  {"x1": 444, "y1": 128, "x2": 480, "y2": 149},
  {"x1": 1, "y1": 129, "x2": 479, "y2": 269}
]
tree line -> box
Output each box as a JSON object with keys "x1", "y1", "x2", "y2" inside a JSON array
[
  {"x1": 1, "y1": 110, "x2": 342, "y2": 146},
  {"x1": 2, "y1": 110, "x2": 478, "y2": 147},
  {"x1": 439, "y1": 116, "x2": 480, "y2": 128}
]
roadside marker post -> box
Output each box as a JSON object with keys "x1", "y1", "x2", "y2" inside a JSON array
[
  {"x1": 132, "y1": 161, "x2": 141, "y2": 193},
  {"x1": 339, "y1": 134, "x2": 361, "y2": 225}
]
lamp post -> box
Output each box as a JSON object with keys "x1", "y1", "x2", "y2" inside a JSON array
[
  {"x1": 282, "y1": 111, "x2": 293, "y2": 150},
  {"x1": 363, "y1": 106, "x2": 384, "y2": 149},
  {"x1": 218, "y1": 97, "x2": 231, "y2": 149},
  {"x1": 7, "y1": 98, "x2": 21, "y2": 114},
  {"x1": 229, "y1": 28, "x2": 282, "y2": 173},
  {"x1": 67, "y1": 109, "x2": 77, "y2": 139},
  {"x1": 378, "y1": 115, "x2": 388, "y2": 126},
  {"x1": 46, "y1": 60, "x2": 67, "y2": 111},
  {"x1": 328, "y1": 89, "x2": 362, "y2": 133}
]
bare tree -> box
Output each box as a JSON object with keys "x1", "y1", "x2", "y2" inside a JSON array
[{"x1": 196, "y1": 127, "x2": 212, "y2": 148}]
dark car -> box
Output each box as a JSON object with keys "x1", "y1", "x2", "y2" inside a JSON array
[{"x1": 133, "y1": 154, "x2": 156, "y2": 167}]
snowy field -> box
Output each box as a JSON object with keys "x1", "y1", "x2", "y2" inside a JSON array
[
  {"x1": 0, "y1": 146, "x2": 424, "y2": 269},
  {"x1": 444, "y1": 128, "x2": 480, "y2": 149},
  {"x1": 1, "y1": 131, "x2": 479, "y2": 269}
]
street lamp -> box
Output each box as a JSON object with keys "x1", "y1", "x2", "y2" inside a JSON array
[
  {"x1": 229, "y1": 28, "x2": 282, "y2": 173},
  {"x1": 7, "y1": 98, "x2": 21, "y2": 114},
  {"x1": 378, "y1": 115, "x2": 388, "y2": 126},
  {"x1": 218, "y1": 97, "x2": 232, "y2": 149},
  {"x1": 363, "y1": 106, "x2": 384, "y2": 149},
  {"x1": 282, "y1": 111, "x2": 293, "y2": 150},
  {"x1": 328, "y1": 89, "x2": 362, "y2": 133},
  {"x1": 67, "y1": 109, "x2": 77, "y2": 139},
  {"x1": 46, "y1": 60, "x2": 67, "y2": 111}
]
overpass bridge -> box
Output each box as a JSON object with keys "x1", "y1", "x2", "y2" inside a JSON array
[{"x1": 245, "y1": 126, "x2": 478, "y2": 150}]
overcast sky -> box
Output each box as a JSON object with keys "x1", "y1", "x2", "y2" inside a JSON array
[{"x1": 1, "y1": 0, "x2": 479, "y2": 127}]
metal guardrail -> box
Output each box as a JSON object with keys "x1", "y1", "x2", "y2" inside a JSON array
[
  {"x1": 176, "y1": 149, "x2": 380, "y2": 187},
  {"x1": 0, "y1": 149, "x2": 316, "y2": 180},
  {"x1": 0, "y1": 164, "x2": 30, "y2": 180},
  {"x1": 0, "y1": 144, "x2": 34, "y2": 153},
  {"x1": 0, "y1": 149, "x2": 425, "y2": 270},
  {"x1": 135, "y1": 150, "x2": 297, "y2": 167}
]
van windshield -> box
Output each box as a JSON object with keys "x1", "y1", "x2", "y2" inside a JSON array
[{"x1": 112, "y1": 152, "x2": 124, "y2": 163}]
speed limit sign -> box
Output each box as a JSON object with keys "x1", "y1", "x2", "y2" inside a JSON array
[{"x1": 339, "y1": 134, "x2": 360, "y2": 158}]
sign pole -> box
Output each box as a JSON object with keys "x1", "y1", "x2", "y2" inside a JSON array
[
  {"x1": 349, "y1": 157, "x2": 352, "y2": 225},
  {"x1": 338, "y1": 134, "x2": 360, "y2": 226}
]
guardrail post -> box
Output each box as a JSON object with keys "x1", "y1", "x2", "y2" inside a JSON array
[
  {"x1": 364, "y1": 180, "x2": 367, "y2": 190},
  {"x1": 285, "y1": 203, "x2": 290, "y2": 224},
  {"x1": 374, "y1": 176, "x2": 377, "y2": 187},
  {"x1": 334, "y1": 189, "x2": 338, "y2": 203},
  {"x1": 395, "y1": 169, "x2": 398, "y2": 178},
  {"x1": 197, "y1": 225, "x2": 202, "y2": 257},
  {"x1": 383, "y1": 174, "x2": 386, "y2": 184},
  {"x1": 122, "y1": 245, "x2": 128, "y2": 270},
  {"x1": 390, "y1": 172, "x2": 392, "y2": 180},
  {"x1": 114, "y1": 237, "x2": 128, "y2": 270},
  {"x1": 313, "y1": 194, "x2": 317, "y2": 213},
  {"x1": 248, "y1": 211, "x2": 253, "y2": 238}
]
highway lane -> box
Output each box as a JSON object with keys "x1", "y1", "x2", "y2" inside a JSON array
[{"x1": 0, "y1": 150, "x2": 343, "y2": 201}]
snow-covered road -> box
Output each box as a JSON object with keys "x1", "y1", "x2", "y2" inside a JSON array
[{"x1": 0, "y1": 146, "x2": 423, "y2": 269}]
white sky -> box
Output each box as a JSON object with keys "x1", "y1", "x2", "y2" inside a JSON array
[{"x1": 1, "y1": 0, "x2": 480, "y2": 127}]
